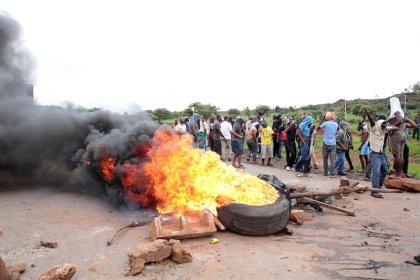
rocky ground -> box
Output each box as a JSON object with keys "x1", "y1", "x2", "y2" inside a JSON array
[{"x1": 1, "y1": 158, "x2": 419, "y2": 279}]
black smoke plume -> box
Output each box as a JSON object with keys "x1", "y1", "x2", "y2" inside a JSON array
[{"x1": 0, "y1": 12, "x2": 159, "y2": 201}]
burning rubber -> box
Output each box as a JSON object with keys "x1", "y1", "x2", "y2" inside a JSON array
[{"x1": 217, "y1": 175, "x2": 291, "y2": 236}]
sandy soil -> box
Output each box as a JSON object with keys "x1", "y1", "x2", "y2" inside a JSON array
[{"x1": 1, "y1": 160, "x2": 419, "y2": 280}]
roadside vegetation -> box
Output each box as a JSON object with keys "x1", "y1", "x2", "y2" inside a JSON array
[{"x1": 151, "y1": 83, "x2": 420, "y2": 178}]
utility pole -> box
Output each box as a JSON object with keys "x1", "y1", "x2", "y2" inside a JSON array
[
  {"x1": 344, "y1": 99, "x2": 347, "y2": 117},
  {"x1": 404, "y1": 93, "x2": 407, "y2": 112}
]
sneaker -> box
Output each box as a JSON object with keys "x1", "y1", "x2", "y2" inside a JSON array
[
  {"x1": 337, "y1": 172, "x2": 347, "y2": 176},
  {"x1": 286, "y1": 166, "x2": 291, "y2": 171},
  {"x1": 296, "y1": 173, "x2": 304, "y2": 177},
  {"x1": 267, "y1": 163, "x2": 273, "y2": 167},
  {"x1": 303, "y1": 173, "x2": 312, "y2": 178},
  {"x1": 364, "y1": 177, "x2": 370, "y2": 182}
]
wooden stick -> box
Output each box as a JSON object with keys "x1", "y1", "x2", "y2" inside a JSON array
[
  {"x1": 300, "y1": 197, "x2": 356, "y2": 216},
  {"x1": 106, "y1": 221, "x2": 149, "y2": 246}
]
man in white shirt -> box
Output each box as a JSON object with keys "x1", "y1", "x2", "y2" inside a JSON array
[
  {"x1": 220, "y1": 116, "x2": 233, "y2": 161},
  {"x1": 175, "y1": 118, "x2": 187, "y2": 133},
  {"x1": 363, "y1": 108, "x2": 388, "y2": 199}
]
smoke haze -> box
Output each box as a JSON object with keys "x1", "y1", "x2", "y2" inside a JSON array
[{"x1": 0, "y1": 12, "x2": 159, "y2": 204}]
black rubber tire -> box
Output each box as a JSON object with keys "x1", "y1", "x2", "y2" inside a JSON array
[{"x1": 217, "y1": 190, "x2": 290, "y2": 236}]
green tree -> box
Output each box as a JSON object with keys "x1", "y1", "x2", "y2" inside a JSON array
[
  {"x1": 227, "y1": 108, "x2": 241, "y2": 117},
  {"x1": 351, "y1": 104, "x2": 362, "y2": 116},
  {"x1": 242, "y1": 106, "x2": 253, "y2": 118},
  {"x1": 254, "y1": 105, "x2": 271, "y2": 116},
  {"x1": 153, "y1": 108, "x2": 171, "y2": 120},
  {"x1": 183, "y1": 102, "x2": 219, "y2": 119}
]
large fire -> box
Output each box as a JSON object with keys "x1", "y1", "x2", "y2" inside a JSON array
[{"x1": 99, "y1": 129, "x2": 279, "y2": 214}]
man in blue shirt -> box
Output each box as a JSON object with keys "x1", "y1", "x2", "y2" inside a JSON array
[{"x1": 318, "y1": 112, "x2": 339, "y2": 177}]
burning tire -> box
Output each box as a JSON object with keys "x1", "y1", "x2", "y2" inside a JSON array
[{"x1": 217, "y1": 175, "x2": 290, "y2": 236}]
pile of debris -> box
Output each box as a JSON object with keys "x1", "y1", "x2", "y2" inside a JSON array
[
  {"x1": 125, "y1": 239, "x2": 192, "y2": 276},
  {"x1": 287, "y1": 177, "x2": 404, "y2": 225}
]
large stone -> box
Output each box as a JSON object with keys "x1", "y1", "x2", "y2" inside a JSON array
[
  {"x1": 171, "y1": 244, "x2": 193, "y2": 264},
  {"x1": 128, "y1": 239, "x2": 172, "y2": 263},
  {"x1": 36, "y1": 263, "x2": 77, "y2": 280},
  {"x1": 0, "y1": 257, "x2": 10, "y2": 280}
]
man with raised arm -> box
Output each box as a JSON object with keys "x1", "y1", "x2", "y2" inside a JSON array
[
  {"x1": 387, "y1": 97, "x2": 405, "y2": 178},
  {"x1": 363, "y1": 107, "x2": 388, "y2": 198}
]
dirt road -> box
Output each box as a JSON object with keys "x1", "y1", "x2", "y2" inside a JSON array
[{"x1": 1, "y1": 162, "x2": 419, "y2": 279}]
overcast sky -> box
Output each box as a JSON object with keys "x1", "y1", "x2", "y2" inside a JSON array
[{"x1": 2, "y1": 0, "x2": 420, "y2": 112}]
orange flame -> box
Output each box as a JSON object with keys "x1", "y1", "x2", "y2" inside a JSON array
[
  {"x1": 100, "y1": 129, "x2": 279, "y2": 215},
  {"x1": 100, "y1": 157, "x2": 116, "y2": 182}
]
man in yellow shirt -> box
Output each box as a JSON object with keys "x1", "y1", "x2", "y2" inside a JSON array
[{"x1": 259, "y1": 120, "x2": 274, "y2": 166}]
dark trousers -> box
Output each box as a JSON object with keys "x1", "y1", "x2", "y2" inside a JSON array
[
  {"x1": 246, "y1": 139, "x2": 257, "y2": 161},
  {"x1": 413, "y1": 127, "x2": 419, "y2": 140},
  {"x1": 322, "y1": 144, "x2": 336, "y2": 176},
  {"x1": 403, "y1": 143, "x2": 409, "y2": 175},
  {"x1": 295, "y1": 139, "x2": 311, "y2": 173},
  {"x1": 285, "y1": 141, "x2": 296, "y2": 168},
  {"x1": 273, "y1": 138, "x2": 279, "y2": 157},
  {"x1": 214, "y1": 139, "x2": 222, "y2": 157},
  {"x1": 345, "y1": 149, "x2": 354, "y2": 170},
  {"x1": 208, "y1": 136, "x2": 215, "y2": 152}
]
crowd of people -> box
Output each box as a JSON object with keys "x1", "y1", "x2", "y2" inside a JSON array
[{"x1": 171, "y1": 99, "x2": 418, "y2": 199}]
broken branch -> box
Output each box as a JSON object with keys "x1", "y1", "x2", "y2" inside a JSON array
[
  {"x1": 299, "y1": 197, "x2": 355, "y2": 216},
  {"x1": 106, "y1": 221, "x2": 149, "y2": 246}
]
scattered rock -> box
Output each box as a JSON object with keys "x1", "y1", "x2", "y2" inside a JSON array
[
  {"x1": 403, "y1": 208, "x2": 410, "y2": 211},
  {"x1": 282, "y1": 227, "x2": 293, "y2": 235},
  {"x1": 128, "y1": 239, "x2": 172, "y2": 263},
  {"x1": 130, "y1": 257, "x2": 146, "y2": 276},
  {"x1": 340, "y1": 177, "x2": 350, "y2": 187},
  {"x1": 40, "y1": 241, "x2": 58, "y2": 248},
  {"x1": 354, "y1": 197, "x2": 360, "y2": 200},
  {"x1": 289, "y1": 210, "x2": 304, "y2": 225},
  {"x1": 36, "y1": 263, "x2": 77, "y2": 280},
  {"x1": 6, "y1": 263, "x2": 26, "y2": 274},
  {"x1": 0, "y1": 228, "x2": 3, "y2": 236},
  {"x1": 171, "y1": 243, "x2": 192, "y2": 264},
  {"x1": 0, "y1": 257, "x2": 10, "y2": 280}
]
